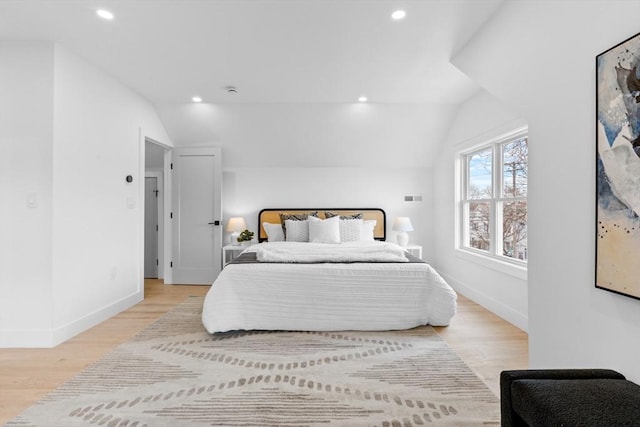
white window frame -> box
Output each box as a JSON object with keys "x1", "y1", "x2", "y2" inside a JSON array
[{"x1": 456, "y1": 127, "x2": 528, "y2": 275}]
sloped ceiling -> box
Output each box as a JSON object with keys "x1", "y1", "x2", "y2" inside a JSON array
[{"x1": 0, "y1": 0, "x2": 503, "y2": 167}]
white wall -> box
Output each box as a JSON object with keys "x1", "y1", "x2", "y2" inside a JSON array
[
  {"x1": 223, "y1": 167, "x2": 434, "y2": 259},
  {"x1": 49, "y1": 45, "x2": 173, "y2": 343},
  {"x1": 0, "y1": 43, "x2": 55, "y2": 344},
  {"x1": 158, "y1": 103, "x2": 457, "y2": 168},
  {"x1": 161, "y1": 103, "x2": 440, "y2": 261},
  {"x1": 433, "y1": 90, "x2": 528, "y2": 330},
  {"x1": 453, "y1": 1, "x2": 640, "y2": 381},
  {"x1": 0, "y1": 42, "x2": 173, "y2": 347},
  {"x1": 145, "y1": 141, "x2": 165, "y2": 170}
]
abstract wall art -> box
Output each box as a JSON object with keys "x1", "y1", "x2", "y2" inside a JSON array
[{"x1": 596, "y1": 32, "x2": 640, "y2": 299}]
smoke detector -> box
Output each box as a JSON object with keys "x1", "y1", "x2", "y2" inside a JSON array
[{"x1": 225, "y1": 86, "x2": 238, "y2": 94}]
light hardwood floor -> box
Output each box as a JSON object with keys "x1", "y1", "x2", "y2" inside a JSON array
[{"x1": 0, "y1": 280, "x2": 527, "y2": 424}]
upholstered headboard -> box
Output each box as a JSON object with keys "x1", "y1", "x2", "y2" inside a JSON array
[{"x1": 258, "y1": 208, "x2": 386, "y2": 242}]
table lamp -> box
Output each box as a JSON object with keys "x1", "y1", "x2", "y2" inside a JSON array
[
  {"x1": 226, "y1": 217, "x2": 247, "y2": 245},
  {"x1": 392, "y1": 217, "x2": 413, "y2": 246}
]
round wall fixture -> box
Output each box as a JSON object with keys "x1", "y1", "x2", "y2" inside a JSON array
[{"x1": 126, "y1": 175, "x2": 133, "y2": 183}]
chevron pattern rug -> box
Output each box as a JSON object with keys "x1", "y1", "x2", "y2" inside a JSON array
[{"x1": 8, "y1": 297, "x2": 499, "y2": 426}]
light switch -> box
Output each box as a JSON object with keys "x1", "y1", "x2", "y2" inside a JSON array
[{"x1": 27, "y1": 193, "x2": 37, "y2": 208}]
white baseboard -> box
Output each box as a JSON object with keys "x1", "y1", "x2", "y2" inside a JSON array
[
  {"x1": 441, "y1": 272, "x2": 529, "y2": 332},
  {"x1": 51, "y1": 291, "x2": 143, "y2": 346},
  {"x1": 0, "y1": 291, "x2": 143, "y2": 348}
]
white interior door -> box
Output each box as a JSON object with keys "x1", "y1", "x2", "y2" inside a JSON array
[
  {"x1": 144, "y1": 177, "x2": 159, "y2": 278},
  {"x1": 171, "y1": 147, "x2": 222, "y2": 284}
]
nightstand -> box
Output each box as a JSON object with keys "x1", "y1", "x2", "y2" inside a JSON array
[
  {"x1": 222, "y1": 245, "x2": 248, "y2": 268},
  {"x1": 403, "y1": 245, "x2": 423, "y2": 259}
]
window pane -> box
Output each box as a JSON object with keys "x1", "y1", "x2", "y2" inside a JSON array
[
  {"x1": 467, "y1": 149, "x2": 492, "y2": 199},
  {"x1": 502, "y1": 137, "x2": 528, "y2": 197},
  {"x1": 502, "y1": 200, "x2": 527, "y2": 260},
  {"x1": 467, "y1": 201, "x2": 490, "y2": 251}
]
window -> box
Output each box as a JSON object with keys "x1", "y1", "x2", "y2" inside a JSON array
[{"x1": 459, "y1": 129, "x2": 528, "y2": 264}]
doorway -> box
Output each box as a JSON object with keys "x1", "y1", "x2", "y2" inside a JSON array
[
  {"x1": 144, "y1": 139, "x2": 169, "y2": 282},
  {"x1": 144, "y1": 176, "x2": 159, "y2": 278}
]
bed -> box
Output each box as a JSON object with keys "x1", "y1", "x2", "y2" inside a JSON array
[{"x1": 202, "y1": 208, "x2": 457, "y2": 333}]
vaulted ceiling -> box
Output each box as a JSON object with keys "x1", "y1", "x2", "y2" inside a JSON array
[{"x1": 0, "y1": 0, "x2": 504, "y2": 167}]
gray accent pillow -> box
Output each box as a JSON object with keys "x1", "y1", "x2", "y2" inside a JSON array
[
  {"x1": 279, "y1": 212, "x2": 318, "y2": 237},
  {"x1": 325, "y1": 211, "x2": 363, "y2": 220}
]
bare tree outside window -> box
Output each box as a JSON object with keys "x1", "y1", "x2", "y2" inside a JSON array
[
  {"x1": 501, "y1": 137, "x2": 528, "y2": 261},
  {"x1": 460, "y1": 131, "x2": 528, "y2": 264},
  {"x1": 466, "y1": 149, "x2": 492, "y2": 252},
  {"x1": 469, "y1": 201, "x2": 490, "y2": 251}
]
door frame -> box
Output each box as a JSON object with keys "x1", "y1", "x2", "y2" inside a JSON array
[{"x1": 142, "y1": 136, "x2": 173, "y2": 284}]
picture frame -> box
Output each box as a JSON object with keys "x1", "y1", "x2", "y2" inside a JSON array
[{"x1": 595, "y1": 32, "x2": 640, "y2": 299}]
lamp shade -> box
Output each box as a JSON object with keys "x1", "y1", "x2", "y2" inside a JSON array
[
  {"x1": 392, "y1": 217, "x2": 414, "y2": 232},
  {"x1": 226, "y1": 217, "x2": 247, "y2": 232}
]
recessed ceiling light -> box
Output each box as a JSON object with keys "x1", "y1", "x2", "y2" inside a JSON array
[
  {"x1": 96, "y1": 9, "x2": 114, "y2": 20},
  {"x1": 391, "y1": 10, "x2": 406, "y2": 20},
  {"x1": 192, "y1": 96, "x2": 202, "y2": 103},
  {"x1": 358, "y1": 96, "x2": 368, "y2": 103}
]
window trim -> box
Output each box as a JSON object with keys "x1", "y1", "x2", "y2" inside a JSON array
[
  {"x1": 454, "y1": 246, "x2": 527, "y2": 280},
  {"x1": 456, "y1": 126, "x2": 528, "y2": 270}
]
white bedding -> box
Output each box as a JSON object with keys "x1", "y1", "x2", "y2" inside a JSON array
[
  {"x1": 256, "y1": 241, "x2": 409, "y2": 263},
  {"x1": 202, "y1": 242, "x2": 457, "y2": 333}
]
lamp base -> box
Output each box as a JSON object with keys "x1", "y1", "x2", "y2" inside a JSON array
[
  {"x1": 396, "y1": 232, "x2": 409, "y2": 246},
  {"x1": 230, "y1": 232, "x2": 240, "y2": 245}
]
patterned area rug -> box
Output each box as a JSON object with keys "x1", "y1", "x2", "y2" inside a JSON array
[{"x1": 8, "y1": 297, "x2": 499, "y2": 426}]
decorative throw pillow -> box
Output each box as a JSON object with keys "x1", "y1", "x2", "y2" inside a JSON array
[
  {"x1": 279, "y1": 212, "x2": 318, "y2": 238},
  {"x1": 284, "y1": 219, "x2": 310, "y2": 242},
  {"x1": 360, "y1": 220, "x2": 376, "y2": 241},
  {"x1": 338, "y1": 218, "x2": 363, "y2": 242},
  {"x1": 263, "y1": 222, "x2": 285, "y2": 242},
  {"x1": 308, "y1": 215, "x2": 341, "y2": 244},
  {"x1": 325, "y1": 211, "x2": 363, "y2": 220}
]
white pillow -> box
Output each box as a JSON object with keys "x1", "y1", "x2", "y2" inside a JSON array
[
  {"x1": 360, "y1": 220, "x2": 376, "y2": 241},
  {"x1": 263, "y1": 222, "x2": 285, "y2": 242},
  {"x1": 308, "y1": 215, "x2": 341, "y2": 244},
  {"x1": 285, "y1": 219, "x2": 309, "y2": 242},
  {"x1": 338, "y1": 218, "x2": 363, "y2": 242}
]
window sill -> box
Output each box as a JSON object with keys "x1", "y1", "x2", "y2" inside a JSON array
[{"x1": 454, "y1": 248, "x2": 527, "y2": 281}]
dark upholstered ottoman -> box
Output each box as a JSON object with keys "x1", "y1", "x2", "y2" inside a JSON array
[{"x1": 500, "y1": 369, "x2": 640, "y2": 427}]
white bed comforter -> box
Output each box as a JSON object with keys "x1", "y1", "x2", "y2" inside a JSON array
[{"x1": 202, "y1": 242, "x2": 457, "y2": 333}]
